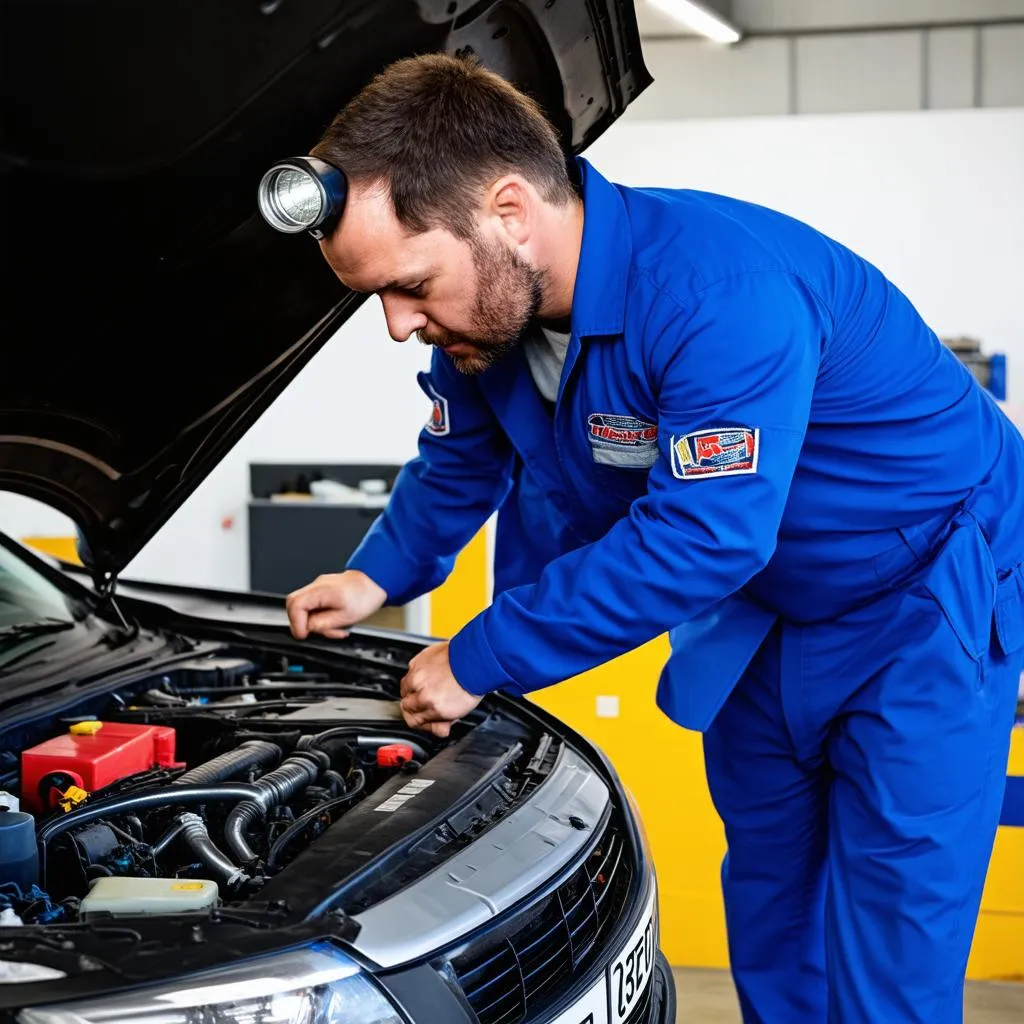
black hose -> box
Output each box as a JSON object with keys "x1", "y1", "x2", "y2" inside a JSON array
[
  {"x1": 174, "y1": 740, "x2": 281, "y2": 786},
  {"x1": 322, "y1": 769, "x2": 346, "y2": 796},
  {"x1": 177, "y1": 813, "x2": 247, "y2": 888},
  {"x1": 223, "y1": 753, "x2": 325, "y2": 866},
  {"x1": 265, "y1": 771, "x2": 367, "y2": 872},
  {"x1": 300, "y1": 729, "x2": 430, "y2": 763},
  {"x1": 150, "y1": 819, "x2": 188, "y2": 858},
  {"x1": 37, "y1": 783, "x2": 263, "y2": 888}
]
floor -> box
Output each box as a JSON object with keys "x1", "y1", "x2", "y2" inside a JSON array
[{"x1": 672, "y1": 968, "x2": 1024, "y2": 1022}]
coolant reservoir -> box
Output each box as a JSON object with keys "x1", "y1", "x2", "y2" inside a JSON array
[{"x1": 80, "y1": 877, "x2": 219, "y2": 917}]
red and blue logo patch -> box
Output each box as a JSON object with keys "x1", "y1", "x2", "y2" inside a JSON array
[
  {"x1": 423, "y1": 381, "x2": 450, "y2": 437},
  {"x1": 587, "y1": 413, "x2": 659, "y2": 467},
  {"x1": 671, "y1": 426, "x2": 759, "y2": 480}
]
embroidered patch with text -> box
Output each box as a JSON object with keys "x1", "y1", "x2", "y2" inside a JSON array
[
  {"x1": 587, "y1": 413, "x2": 659, "y2": 468},
  {"x1": 423, "y1": 380, "x2": 450, "y2": 437},
  {"x1": 671, "y1": 427, "x2": 759, "y2": 480}
]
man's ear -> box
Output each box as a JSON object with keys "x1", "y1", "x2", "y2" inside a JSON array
[{"x1": 486, "y1": 175, "x2": 533, "y2": 246}]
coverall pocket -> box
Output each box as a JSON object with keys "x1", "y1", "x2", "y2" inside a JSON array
[
  {"x1": 994, "y1": 562, "x2": 1024, "y2": 657},
  {"x1": 919, "y1": 518, "x2": 997, "y2": 663}
]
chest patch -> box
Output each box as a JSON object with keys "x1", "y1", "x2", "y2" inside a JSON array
[
  {"x1": 423, "y1": 380, "x2": 450, "y2": 437},
  {"x1": 587, "y1": 413, "x2": 659, "y2": 468},
  {"x1": 671, "y1": 427, "x2": 759, "y2": 479}
]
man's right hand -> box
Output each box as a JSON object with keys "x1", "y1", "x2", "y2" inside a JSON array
[{"x1": 285, "y1": 570, "x2": 388, "y2": 641}]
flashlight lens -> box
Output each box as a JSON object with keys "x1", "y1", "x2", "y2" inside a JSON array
[{"x1": 266, "y1": 168, "x2": 324, "y2": 229}]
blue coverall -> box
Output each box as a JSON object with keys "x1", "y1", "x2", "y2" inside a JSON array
[{"x1": 349, "y1": 157, "x2": 1024, "y2": 1022}]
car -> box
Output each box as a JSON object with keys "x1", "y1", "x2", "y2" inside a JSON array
[{"x1": 0, "y1": 2, "x2": 674, "y2": 1024}]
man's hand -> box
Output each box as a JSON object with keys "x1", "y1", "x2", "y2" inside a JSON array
[
  {"x1": 286, "y1": 570, "x2": 387, "y2": 640},
  {"x1": 400, "y1": 641, "x2": 482, "y2": 737}
]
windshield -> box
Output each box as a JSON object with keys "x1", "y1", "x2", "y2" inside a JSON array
[{"x1": 0, "y1": 542, "x2": 83, "y2": 628}]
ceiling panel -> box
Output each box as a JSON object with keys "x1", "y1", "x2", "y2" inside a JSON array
[{"x1": 633, "y1": 0, "x2": 1024, "y2": 38}]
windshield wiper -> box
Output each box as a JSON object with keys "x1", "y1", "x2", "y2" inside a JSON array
[
  {"x1": 0, "y1": 618, "x2": 76, "y2": 646},
  {"x1": 0, "y1": 619, "x2": 77, "y2": 674}
]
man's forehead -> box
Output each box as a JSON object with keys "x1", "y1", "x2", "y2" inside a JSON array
[{"x1": 322, "y1": 186, "x2": 431, "y2": 291}]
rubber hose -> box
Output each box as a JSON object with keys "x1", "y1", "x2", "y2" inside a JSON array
[
  {"x1": 36, "y1": 782, "x2": 263, "y2": 889},
  {"x1": 223, "y1": 753, "x2": 324, "y2": 866},
  {"x1": 150, "y1": 819, "x2": 188, "y2": 858},
  {"x1": 301, "y1": 729, "x2": 430, "y2": 763},
  {"x1": 177, "y1": 813, "x2": 247, "y2": 888},
  {"x1": 174, "y1": 740, "x2": 281, "y2": 786},
  {"x1": 265, "y1": 770, "x2": 367, "y2": 872}
]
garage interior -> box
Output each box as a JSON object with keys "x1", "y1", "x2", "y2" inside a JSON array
[{"x1": 2, "y1": 1, "x2": 1023, "y2": 1021}]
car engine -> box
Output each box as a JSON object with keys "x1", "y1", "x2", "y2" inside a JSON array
[{"x1": 0, "y1": 646, "x2": 547, "y2": 929}]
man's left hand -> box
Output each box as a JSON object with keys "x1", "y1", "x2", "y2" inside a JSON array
[{"x1": 400, "y1": 641, "x2": 482, "y2": 737}]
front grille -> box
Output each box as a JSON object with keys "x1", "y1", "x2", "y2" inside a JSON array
[{"x1": 449, "y1": 814, "x2": 634, "y2": 1024}]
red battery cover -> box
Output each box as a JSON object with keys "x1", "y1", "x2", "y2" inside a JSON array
[{"x1": 20, "y1": 722, "x2": 183, "y2": 813}]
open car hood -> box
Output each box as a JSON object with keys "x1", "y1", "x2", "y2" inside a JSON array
[{"x1": 0, "y1": 0, "x2": 650, "y2": 580}]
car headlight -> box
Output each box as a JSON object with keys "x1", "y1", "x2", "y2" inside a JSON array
[{"x1": 17, "y1": 944, "x2": 402, "y2": 1024}]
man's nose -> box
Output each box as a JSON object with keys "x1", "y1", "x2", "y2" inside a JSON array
[{"x1": 381, "y1": 295, "x2": 427, "y2": 342}]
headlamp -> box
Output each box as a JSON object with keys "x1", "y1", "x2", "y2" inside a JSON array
[
  {"x1": 257, "y1": 156, "x2": 348, "y2": 239},
  {"x1": 18, "y1": 943, "x2": 402, "y2": 1024}
]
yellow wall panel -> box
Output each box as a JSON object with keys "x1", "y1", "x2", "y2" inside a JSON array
[
  {"x1": 20, "y1": 535, "x2": 81, "y2": 564},
  {"x1": 426, "y1": 527, "x2": 491, "y2": 638},
  {"x1": 528, "y1": 636, "x2": 731, "y2": 967}
]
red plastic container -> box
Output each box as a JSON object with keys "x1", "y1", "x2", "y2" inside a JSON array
[
  {"x1": 376, "y1": 743, "x2": 414, "y2": 768},
  {"x1": 20, "y1": 722, "x2": 182, "y2": 813}
]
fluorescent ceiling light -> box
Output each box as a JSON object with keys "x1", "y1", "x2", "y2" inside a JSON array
[{"x1": 646, "y1": 0, "x2": 742, "y2": 44}]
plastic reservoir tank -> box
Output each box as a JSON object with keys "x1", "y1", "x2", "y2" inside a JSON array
[{"x1": 0, "y1": 807, "x2": 38, "y2": 892}]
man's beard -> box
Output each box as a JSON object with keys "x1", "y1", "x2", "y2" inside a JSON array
[{"x1": 418, "y1": 234, "x2": 545, "y2": 375}]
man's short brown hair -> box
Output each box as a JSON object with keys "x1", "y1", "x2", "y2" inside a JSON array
[{"x1": 311, "y1": 53, "x2": 576, "y2": 240}]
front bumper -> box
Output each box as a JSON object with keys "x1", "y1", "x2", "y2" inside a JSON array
[
  {"x1": 373, "y1": 802, "x2": 671, "y2": 1024},
  {"x1": 374, "y1": 875, "x2": 673, "y2": 1024}
]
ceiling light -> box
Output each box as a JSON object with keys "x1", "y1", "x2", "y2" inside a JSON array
[{"x1": 646, "y1": 0, "x2": 742, "y2": 44}]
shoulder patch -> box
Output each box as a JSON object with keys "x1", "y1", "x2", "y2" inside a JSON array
[
  {"x1": 423, "y1": 380, "x2": 450, "y2": 437},
  {"x1": 671, "y1": 427, "x2": 759, "y2": 480}
]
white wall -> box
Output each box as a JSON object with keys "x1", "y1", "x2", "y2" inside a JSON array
[
  {"x1": 586, "y1": 106, "x2": 1024, "y2": 405},
  {"x1": 3, "y1": 105, "x2": 1022, "y2": 591}
]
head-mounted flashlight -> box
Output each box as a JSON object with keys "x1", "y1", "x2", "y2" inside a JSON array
[{"x1": 257, "y1": 156, "x2": 348, "y2": 239}]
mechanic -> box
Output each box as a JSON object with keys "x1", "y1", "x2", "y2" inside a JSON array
[{"x1": 282, "y1": 54, "x2": 1024, "y2": 1023}]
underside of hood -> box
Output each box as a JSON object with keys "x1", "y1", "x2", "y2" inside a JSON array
[{"x1": 0, "y1": 0, "x2": 651, "y2": 581}]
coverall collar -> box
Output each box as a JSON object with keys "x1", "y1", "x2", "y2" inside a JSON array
[{"x1": 571, "y1": 158, "x2": 632, "y2": 339}]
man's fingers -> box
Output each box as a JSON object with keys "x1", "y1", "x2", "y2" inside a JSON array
[
  {"x1": 424, "y1": 721, "x2": 452, "y2": 739},
  {"x1": 286, "y1": 584, "x2": 332, "y2": 639},
  {"x1": 306, "y1": 609, "x2": 352, "y2": 637},
  {"x1": 401, "y1": 693, "x2": 433, "y2": 719},
  {"x1": 400, "y1": 671, "x2": 422, "y2": 699}
]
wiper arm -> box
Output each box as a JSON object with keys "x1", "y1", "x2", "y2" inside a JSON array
[
  {"x1": 0, "y1": 618, "x2": 75, "y2": 646},
  {"x1": 0, "y1": 619, "x2": 76, "y2": 675}
]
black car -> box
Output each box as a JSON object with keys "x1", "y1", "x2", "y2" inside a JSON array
[{"x1": 0, "y1": 2, "x2": 673, "y2": 1023}]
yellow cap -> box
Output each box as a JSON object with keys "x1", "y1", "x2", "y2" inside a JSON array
[
  {"x1": 69, "y1": 721, "x2": 103, "y2": 735},
  {"x1": 57, "y1": 785, "x2": 89, "y2": 812}
]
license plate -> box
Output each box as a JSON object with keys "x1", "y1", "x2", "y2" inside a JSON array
[
  {"x1": 608, "y1": 887, "x2": 656, "y2": 1024},
  {"x1": 546, "y1": 976, "x2": 609, "y2": 1024}
]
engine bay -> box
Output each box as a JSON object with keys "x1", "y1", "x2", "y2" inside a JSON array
[{"x1": 0, "y1": 644, "x2": 557, "y2": 931}]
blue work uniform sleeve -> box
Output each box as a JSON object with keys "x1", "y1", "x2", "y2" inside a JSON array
[
  {"x1": 346, "y1": 348, "x2": 514, "y2": 605},
  {"x1": 448, "y1": 271, "x2": 828, "y2": 695}
]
